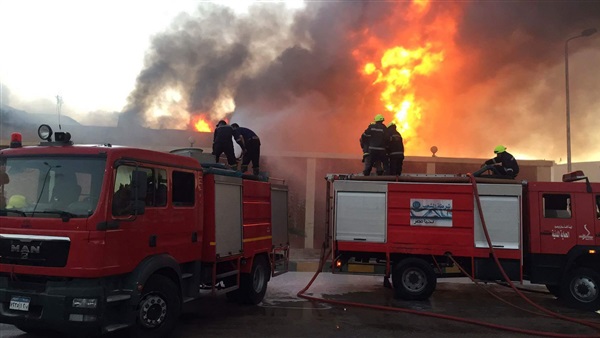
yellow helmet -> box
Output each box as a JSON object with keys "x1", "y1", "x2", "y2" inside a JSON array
[
  {"x1": 374, "y1": 114, "x2": 385, "y2": 122},
  {"x1": 494, "y1": 145, "x2": 507, "y2": 154},
  {"x1": 6, "y1": 195, "x2": 27, "y2": 209},
  {"x1": 388, "y1": 122, "x2": 396, "y2": 128}
]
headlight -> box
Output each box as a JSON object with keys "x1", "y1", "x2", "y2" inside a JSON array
[{"x1": 72, "y1": 298, "x2": 98, "y2": 309}]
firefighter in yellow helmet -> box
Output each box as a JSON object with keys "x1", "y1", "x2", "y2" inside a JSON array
[
  {"x1": 361, "y1": 114, "x2": 389, "y2": 176},
  {"x1": 476, "y1": 145, "x2": 519, "y2": 178}
]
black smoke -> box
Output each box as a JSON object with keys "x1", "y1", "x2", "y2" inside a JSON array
[{"x1": 124, "y1": 1, "x2": 600, "y2": 162}]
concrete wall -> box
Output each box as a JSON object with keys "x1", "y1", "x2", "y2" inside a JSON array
[{"x1": 552, "y1": 162, "x2": 600, "y2": 182}]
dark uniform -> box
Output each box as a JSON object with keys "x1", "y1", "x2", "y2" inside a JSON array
[
  {"x1": 212, "y1": 121, "x2": 237, "y2": 168},
  {"x1": 232, "y1": 124, "x2": 261, "y2": 176},
  {"x1": 362, "y1": 121, "x2": 388, "y2": 176},
  {"x1": 484, "y1": 151, "x2": 519, "y2": 178},
  {"x1": 387, "y1": 124, "x2": 404, "y2": 176}
]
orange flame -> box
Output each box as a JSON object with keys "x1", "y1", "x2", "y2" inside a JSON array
[
  {"x1": 192, "y1": 116, "x2": 212, "y2": 132},
  {"x1": 356, "y1": 0, "x2": 460, "y2": 152},
  {"x1": 363, "y1": 44, "x2": 444, "y2": 140}
]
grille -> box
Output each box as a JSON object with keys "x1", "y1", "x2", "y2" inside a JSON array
[{"x1": 0, "y1": 237, "x2": 70, "y2": 267}]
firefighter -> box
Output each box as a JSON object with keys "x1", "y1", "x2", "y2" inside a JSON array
[
  {"x1": 362, "y1": 114, "x2": 388, "y2": 176},
  {"x1": 359, "y1": 124, "x2": 371, "y2": 163},
  {"x1": 386, "y1": 123, "x2": 404, "y2": 176},
  {"x1": 480, "y1": 145, "x2": 520, "y2": 178},
  {"x1": 231, "y1": 123, "x2": 261, "y2": 176},
  {"x1": 212, "y1": 120, "x2": 237, "y2": 169},
  {"x1": 360, "y1": 128, "x2": 384, "y2": 174}
]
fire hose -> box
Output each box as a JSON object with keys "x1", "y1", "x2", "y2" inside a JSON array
[{"x1": 296, "y1": 173, "x2": 600, "y2": 338}]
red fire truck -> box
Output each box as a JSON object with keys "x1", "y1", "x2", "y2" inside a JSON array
[
  {"x1": 327, "y1": 172, "x2": 600, "y2": 310},
  {"x1": 0, "y1": 125, "x2": 289, "y2": 337}
]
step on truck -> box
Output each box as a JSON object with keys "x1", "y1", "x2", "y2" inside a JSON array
[
  {"x1": 0, "y1": 125, "x2": 289, "y2": 337},
  {"x1": 327, "y1": 172, "x2": 600, "y2": 310}
]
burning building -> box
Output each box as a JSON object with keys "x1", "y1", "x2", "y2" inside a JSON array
[{"x1": 120, "y1": 0, "x2": 599, "y2": 162}]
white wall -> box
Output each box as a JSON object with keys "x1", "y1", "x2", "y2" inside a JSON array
[{"x1": 552, "y1": 162, "x2": 600, "y2": 182}]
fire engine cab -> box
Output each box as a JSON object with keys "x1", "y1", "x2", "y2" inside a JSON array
[
  {"x1": 327, "y1": 171, "x2": 600, "y2": 310},
  {"x1": 0, "y1": 125, "x2": 289, "y2": 337}
]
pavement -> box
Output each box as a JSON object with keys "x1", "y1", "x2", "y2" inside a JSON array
[{"x1": 288, "y1": 248, "x2": 324, "y2": 272}]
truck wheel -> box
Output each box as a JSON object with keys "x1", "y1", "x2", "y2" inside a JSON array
[
  {"x1": 560, "y1": 267, "x2": 600, "y2": 311},
  {"x1": 545, "y1": 284, "x2": 561, "y2": 298},
  {"x1": 240, "y1": 255, "x2": 270, "y2": 305},
  {"x1": 392, "y1": 258, "x2": 437, "y2": 301},
  {"x1": 131, "y1": 275, "x2": 181, "y2": 338}
]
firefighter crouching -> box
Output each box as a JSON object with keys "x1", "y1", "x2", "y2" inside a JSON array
[
  {"x1": 231, "y1": 123, "x2": 261, "y2": 176},
  {"x1": 212, "y1": 120, "x2": 237, "y2": 169},
  {"x1": 475, "y1": 145, "x2": 520, "y2": 178}
]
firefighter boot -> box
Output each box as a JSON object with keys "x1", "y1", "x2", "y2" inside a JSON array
[{"x1": 252, "y1": 167, "x2": 260, "y2": 176}]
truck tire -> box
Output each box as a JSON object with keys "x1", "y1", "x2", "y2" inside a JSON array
[
  {"x1": 560, "y1": 267, "x2": 600, "y2": 311},
  {"x1": 392, "y1": 258, "x2": 437, "y2": 301},
  {"x1": 131, "y1": 275, "x2": 181, "y2": 338},
  {"x1": 240, "y1": 255, "x2": 269, "y2": 305}
]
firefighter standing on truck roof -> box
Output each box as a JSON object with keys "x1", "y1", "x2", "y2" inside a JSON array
[
  {"x1": 482, "y1": 145, "x2": 520, "y2": 178},
  {"x1": 362, "y1": 114, "x2": 388, "y2": 176},
  {"x1": 231, "y1": 123, "x2": 261, "y2": 176},
  {"x1": 359, "y1": 122, "x2": 383, "y2": 173},
  {"x1": 212, "y1": 120, "x2": 237, "y2": 169},
  {"x1": 386, "y1": 123, "x2": 404, "y2": 176}
]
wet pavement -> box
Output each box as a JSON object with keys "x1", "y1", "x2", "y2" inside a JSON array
[{"x1": 1, "y1": 272, "x2": 600, "y2": 338}]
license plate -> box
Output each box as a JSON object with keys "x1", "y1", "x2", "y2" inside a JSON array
[{"x1": 9, "y1": 296, "x2": 30, "y2": 312}]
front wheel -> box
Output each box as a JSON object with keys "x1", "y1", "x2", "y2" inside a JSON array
[
  {"x1": 131, "y1": 275, "x2": 181, "y2": 338},
  {"x1": 392, "y1": 258, "x2": 437, "y2": 300},
  {"x1": 240, "y1": 255, "x2": 270, "y2": 305},
  {"x1": 560, "y1": 267, "x2": 600, "y2": 311}
]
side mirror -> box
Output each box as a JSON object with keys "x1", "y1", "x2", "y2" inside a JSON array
[
  {"x1": 131, "y1": 200, "x2": 146, "y2": 215},
  {"x1": 130, "y1": 170, "x2": 148, "y2": 201},
  {"x1": 130, "y1": 170, "x2": 148, "y2": 216}
]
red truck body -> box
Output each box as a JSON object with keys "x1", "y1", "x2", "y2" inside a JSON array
[
  {"x1": 0, "y1": 129, "x2": 289, "y2": 336},
  {"x1": 328, "y1": 173, "x2": 600, "y2": 310}
]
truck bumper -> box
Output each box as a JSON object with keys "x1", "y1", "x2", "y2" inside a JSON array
[{"x1": 0, "y1": 275, "x2": 133, "y2": 335}]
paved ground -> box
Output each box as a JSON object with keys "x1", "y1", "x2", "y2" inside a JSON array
[{"x1": 2, "y1": 271, "x2": 600, "y2": 338}]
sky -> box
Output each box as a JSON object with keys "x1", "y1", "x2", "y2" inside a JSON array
[
  {"x1": 0, "y1": 1, "x2": 235, "y2": 113},
  {"x1": 1, "y1": 1, "x2": 599, "y2": 164}
]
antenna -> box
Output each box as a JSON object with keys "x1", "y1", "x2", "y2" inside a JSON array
[{"x1": 56, "y1": 95, "x2": 63, "y2": 130}]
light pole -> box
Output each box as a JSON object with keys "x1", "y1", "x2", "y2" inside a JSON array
[{"x1": 565, "y1": 27, "x2": 597, "y2": 172}]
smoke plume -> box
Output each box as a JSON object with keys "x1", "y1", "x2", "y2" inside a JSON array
[{"x1": 124, "y1": 1, "x2": 600, "y2": 162}]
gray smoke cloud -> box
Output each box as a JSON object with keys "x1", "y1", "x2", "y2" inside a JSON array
[{"x1": 124, "y1": 1, "x2": 600, "y2": 162}]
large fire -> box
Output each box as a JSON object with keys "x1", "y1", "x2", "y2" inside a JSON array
[
  {"x1": 192, "y1": 116, "x2": 212, "y2": 132},
  {"x1": 357, "y1": 0, "x2": 460, "y2": 151},
  {"x1": 363, "y1": 44, "x2": 444, "y2": 138}
]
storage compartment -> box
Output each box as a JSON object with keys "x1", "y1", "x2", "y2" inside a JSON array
[
  {"x1": 214, "y1": 175, "x2": 243, "y2": 257},
  {"x1": 334, "y1": 181, "x2": 387, "y2": 243},
  {"x1": 271, "y1": 184, "x2": 289, "y2": 247},
  {"x1": 474, "y1": 184, "x2": 522, "y2": 249}
]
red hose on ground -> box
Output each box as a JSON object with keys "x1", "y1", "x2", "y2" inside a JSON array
[
  {"x1": 296, "y1": 175, "x2": 600, "y2": 338},
  {"x1": 466, "y1": 173, "x2": 600, "y2": 330}
]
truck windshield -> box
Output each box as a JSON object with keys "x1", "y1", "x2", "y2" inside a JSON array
[{"x1": 0, "y1": 156, "x2": 106, "y2": 219}]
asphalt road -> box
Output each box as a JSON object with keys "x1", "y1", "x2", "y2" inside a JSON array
[{"x1": 1, "y1": 272, "x2": 600, "y2": 338}]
